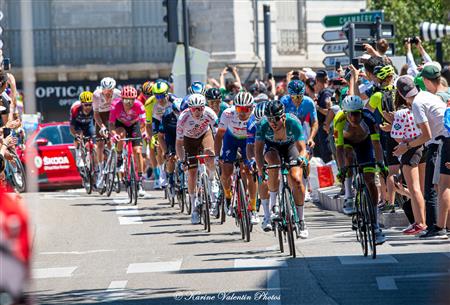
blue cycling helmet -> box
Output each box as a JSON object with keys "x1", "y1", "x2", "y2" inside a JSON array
[
  {"x1": 287, "y1": 80, "x2": 306, "y2": 95},
  {"x1": 188, "y1": 81, "x2": 206, "y2": 95}
]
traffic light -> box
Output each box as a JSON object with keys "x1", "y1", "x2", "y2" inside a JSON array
[{"x1": 163, "y1": 0, "x2": 179, "y2": 43}]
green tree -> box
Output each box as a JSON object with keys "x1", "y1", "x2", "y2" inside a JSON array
[{"x1": 368, "y1": 0, "x2": 450, "y2": 63}]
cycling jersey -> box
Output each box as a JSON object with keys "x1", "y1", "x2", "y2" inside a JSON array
[
  {"x1": 246, "y1": 115, "x2": 258, "y2": 145},
  {"x1": 70, "y1": 101, "x2": 94, "y2": 126},
  {"x1": 92, "y1": 88, "x2": 121, "y2": 112},
  {"x1": 218, "y1": 107, "x2": 250, "y2": 140},
  {"x1": 368, "y1": 84, "x2": 395, "y2": 124},
  {"x1": 334, "y1": 110, "x2": 380, "y2": 147},
  {"x1": 145, "y1": 96, "x2": 173, "y2": 124},
  {"x1": 218, "y1": 102, "x2": 230, "y2": 119},
  {"x1": 280, "y1": 95, "x2": 317, "y2": 125},
  {"x1": 137, "y1": 92, "x2": 149, "y2": 105},
  {"x1": 159, "y1": 108, "x2": 178, "y2": 154},
  {"x1": 256, "y1": 113, "x2": 305, "y2": 145},
  {"x1": 109, "y1": 98, "x2": 146, "y2": 127},
  {"x1": 176, "y1": 106, "x2": 218, "y2": 140}
]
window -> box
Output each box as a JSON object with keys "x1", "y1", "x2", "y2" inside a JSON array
[
  {"x1": 35, "y1": 126, "x2": 62, "y2": 146},
  {"x1": 60, "y1": 125, "x2": 75, "y2": 144}
]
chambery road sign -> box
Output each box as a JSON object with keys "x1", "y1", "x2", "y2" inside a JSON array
[
  {"x1": 322, "y1": 56, "x2": 350, "y2": 68},
  {"x1": 322, "y1": 42, "x2": 348, "y2": 54},
  {"x1": 322, "y1": 30, "x2": 346, "y2": 42},
  {"x1": 322, "y1": 10, "x2": 384, "y2": 28}
]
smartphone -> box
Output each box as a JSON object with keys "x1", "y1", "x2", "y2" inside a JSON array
[
  {"x1": 351, "y1": 58, "x2": 360, "y2": 68},
  {"x1": 268, "y1": 72, "x2": 273, "y2": 80},
  {"x1": 3, "y1": 58, "x2": 10, "y2": 71},
  {"x1": 335, "y1": 61, "x2": 341, "y2": 71},
  {"x1": 226, "y1": 65, "x2": 233, "y2": 72}
]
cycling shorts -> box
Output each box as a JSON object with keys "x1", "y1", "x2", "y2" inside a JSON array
[
  {"x1": 152, "y1": 119, "x2": 161, "y2": 135},
  {"x1": 345, "y1": 136, "x2": 376, "y2": 171},
  {"x1": 221, "y1": 132, "x2": 247, "y2": 163},
  {"x1": 264, "y1": 141, "x2": 299, "y2": 163},
  {"x1": 164, "y1": 132, "x2": 176, "y2": 155},
  {"x1": 184, "y1": 129, "x2": 214, "y2": 166},
  {"x1": 115, "y1": 121, "x2": 142, "y2": 147},
  {"x1": 73, "y1": 122, "x2": 95, "y2": 140}
]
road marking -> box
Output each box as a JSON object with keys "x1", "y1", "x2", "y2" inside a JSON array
[
  {"x1": 266, "y1": 270, "x2": 282, "y2": 305},
  {"x1": 40, "y1": 249, "x2": 114, "y2": 255},
  {"x1": 234, "y1": 258, "x2": 287, "y2": 269},
  {"x1": 127, "y1": 259, "x2": 183, "y2": 273},
  {"x1": 338, "y1": 255, "x2": 398, "y2": 265},
  {"x1": 32, "y1": 267, "x2": 77, "y2": 279},
  {"x1": 96, "y1": 281, "x2": 128, "y2": 301},
  {"x1": 113, "y1": 198, "x2": 131, "y2": 205},
  {"x1": 376, "y1": 270, "x2": 450, "y2": 290},
  {"x1": 116, "y1": 206, "x2": 143, "y2": 225}
]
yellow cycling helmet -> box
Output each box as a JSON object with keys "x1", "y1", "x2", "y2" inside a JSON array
[
  {"x1": 374, "y1": 65, "x2": 395, "y2": 80},
  {"x1": 79, "y1": 91, "x2": 93, "y2": 103},
  {"x1": 152, "y1": 81, "x2": 169, "y2": 95},
  {"x1": 142, "y1": 81, "x2": 154, "y2": 96}
]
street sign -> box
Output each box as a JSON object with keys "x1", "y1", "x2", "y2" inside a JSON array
[
  {"x1": 322, "y1": 10, "x2": 383, "y2": 28},
  {"x1": 322, "y1": 56, "x2": 350, "y2": 68},
  {"x1": 322, "y1": 30, "x2": 346, "y2": 42},
  {"x1": 322, "y1": 42, "x2": 348, "y2": 54},
  {"x1": 346, "y1": 22, "x2": 395, "y2": 39}
]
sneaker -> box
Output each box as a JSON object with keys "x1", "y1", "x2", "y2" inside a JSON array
[
  {"x1": 250, "y1": 211, "x2": 260, "y2": 225},
  {"x1": 419, "y1": 225, "x2": 448, "y2": 239},
  {"x1": 403, "y1": 223, "x2": 427, "y2": 235},
  {"x1": 210, "y1": 202, "x2": 219, "y2": 217},
  {"x1": 262, "y1": 218, "x2": 272, "y2": 232},
  {"x1": 304, "y1": 191, "x2": 312, "y2": 203},
  {"x1": 377, "y1": 200, "x2": 387, "y2": 210},
  {"x1": 343, "y1": 198, "x2": 355, "y2": 215},
  {"x1": 191, "y1": 209, "x2": 201, "y2": 224},
  {"x1": 153, "y1": 179, "x2": 162, "y2": 190},
  {"x1": 382, "y1": 202, "x2": 395, "y2": 213},
  {"x1": 402, "y1": 223, "x2": 416, "y2": 233},
  {"x1": 138, "y1": 181, "x2": 146, "y2": 198},
  {"x1": 225, "y1": 199, "x2": 232, "y2": 216},
  {"x1": 298, "y1": 220, "x2": 309, "y2": 239},
  {"x1": 375, "y1": 229, "x2": 386, "y2": 245},
  {"x1": 270, "y1": 205, "x2": 281, "y2": 221},
  {"x1": 159, "y1": 170, "x2": 168, "y2": 188}
]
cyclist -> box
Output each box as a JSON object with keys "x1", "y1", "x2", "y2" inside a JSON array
[
  {"x1": 205, "y1": 87, "x2": 229, "y2": 120},
  {"x1": 109, "y1": 86, "x2": 146, "y2": 197},
  {"x1": 255, "y1": 100, "x2": 309, "y2": 238},
  {"x1": 214, "y1": 92, "x2": 258, "y2": 223},
  {"x1": 70, "y1": 91, "x2": 95, "y2": 169},
  {"x1": 158, "y1": 98, "x2": 183, "y2": 199},
  {"x1": 145, "y1": 80, "x2": 173, "y2": 189},
  {"x1": 246, "y1": 101, "x2": 272, "y2": 231},
  {"x1": 137, "y1": 81, "x2": 154, "y2": 179},
  {"x1": 137, "y1": 81, "x2": 154, "y2": 105},
  {"x1": 176, "y1": 94, "x2": 218, "y2": 224},
  {"x1": 93, "y1": 77, "x2": 121, "y2": 188},
  {"x1": 334, "y1": 95, "x2": 387, "y2": 245}
]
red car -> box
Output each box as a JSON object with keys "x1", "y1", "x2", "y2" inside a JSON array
[{"x1": 21, "y1": 122, "x2": 82, "y2": 190}]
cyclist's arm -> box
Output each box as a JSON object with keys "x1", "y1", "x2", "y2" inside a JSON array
[
  {"x1": 175, "y1": 139, "x2": 184, "y2": 161},
  {"x1": 214, "y1": 128, "x2": 225, "y2": 158},
  {"x1": 69, "y1": 125, "x2": 77, "y2": 137},
  {"x1": 309, "y1": 120, "x2": 319, "y2": 142},
  {"x1": 246, "y1": 143, "x2": 255, "y2": 161},
  {"x1": 255, "y1": 140, "x2": 265, "y2": 172},
  {"x1": 93, "y1": 111, "x2": 105, "y2": 128},
  {"x1": 158, "y1": 133, "x2": 167, "y2": 156}
]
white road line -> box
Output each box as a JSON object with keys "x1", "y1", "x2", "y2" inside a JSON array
[
  {"x1": 376, "y1": 270, "x2": 450, "y2": 290},
  {"x1": 234, "y1": 258, "x2": 287, "y2": 269},
  {"x1": 40, "y1": 249, "x2": 114, "y2": 255},
  {"x1": 127, "y1": 259, "x2": 183, "y2": 273},
  {"x1": 97, "y1": 281, "x2": 128, "y2": 301},
  {"x1": 266, "y1": 270, "x2": 282, "y2": 305},
  {"x1": 113, "y1": 198, "x2": 131, "y2": 205},
  {"x1": 338, "y1": 255, "x2": 398, "y2": 265},
  {"x1": 32, "y1": 267, "x2": 77, "y2": 279},
  {"x1": 116, "y1": 206, "x2": 143, "y2": 225}
]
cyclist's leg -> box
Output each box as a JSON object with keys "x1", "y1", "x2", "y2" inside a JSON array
[
  {"x1": 184, "y1": 135, "x2": 202, "y2": 223},
  {"x1": 114, "y1": 123, "x2": 126, "y2": 167},
  {"x1": 165, "y1": 133, "x2": 177, "y2": 192},
  {"x1": 342, "y1": 145, "x2": 356, "y2": 214},
  {"x1": 220, "y1": 132, "x2": 237, "y2": 207},
  {"x1": 149, "y1": 135, "x2": 161, "y2": 188},
  {"x1": 200, "y1": 130, "x2": 218, "y2": 203},
  {"x1": 264, "y1": 144, "x2": 281, "y2": 214},
  {"x1": 239, "y1": 140, "x2": 256, "y2": 212},
  {"x1": 95, "y1": 112, "x2": 109, "y2": 165}
]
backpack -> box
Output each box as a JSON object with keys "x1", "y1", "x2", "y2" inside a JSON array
[{"x1": 381, "y1": 86, "x2": 396, "y2": 113}]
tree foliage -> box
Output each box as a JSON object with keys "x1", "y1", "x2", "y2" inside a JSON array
[{"x1": 368, "y1": 0, "x2": 450, "y2": 63}]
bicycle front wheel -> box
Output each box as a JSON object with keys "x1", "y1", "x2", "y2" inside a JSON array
[
  {"x1": 105, "y1": 150, "x2": 117, "y2": 197},
  {"x1": 202, "y1": 176, "x2": 211, "y2": 232},
  {"x1": 362, "y1": 187, "x2": 376, "y2": 259},
  {"x1": 355, "y1": 188, "x2": 368, "y2": 257},
  {"x1": 283, "y1": 188, "x2": 296, "y2": 258},
  {"x1": 11, "y1": 153, "x2": 26, "y2": 193},
  {"x1": 130, "y1": 156, "x2": 138, "y2": 205}
]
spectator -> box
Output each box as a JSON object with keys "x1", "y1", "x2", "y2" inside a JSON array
[
  {"x1": 441, "y1": 65, "x2": 450, "y2": 85},
  {"x1": 219, "y1": 65, "x2": 242, "y2": 100},
  {"x1": 304, "y1": 78, "x2": 315, "y2": 99},
  {"x1": 404, "y1": 38, "x2": 432, "y2": 77},
  {"x1": 394, "y1": 75, "x2": 447, "y2": 238},
  {"x1": 313, "y1": 69, "x2": 333, "y2": 163}
]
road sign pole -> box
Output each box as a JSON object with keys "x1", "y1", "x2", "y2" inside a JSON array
[
  {"x1": 263, "y1": 4, "x2": 272, "y2": 75},
  {"x1": 182, "y1": 0, "x2": 191, "y2": 90},
  {"x1": 348, "y1": 23, "x2": 355, "y2": 63},
  {"x1": 375, "y1": 16, "x2": 382, "y2": 41}
]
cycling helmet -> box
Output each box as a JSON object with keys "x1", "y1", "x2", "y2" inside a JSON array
[
  {"x1": 152, "y1": 81, "x2": 169, "y2": 95},
  {"x1": 374, "y1": 65, "x2": 395, "y2": 80},
  {"x1": 172, "y1": 98, "x2": 183, "y2": 112},
  {"x1": 188, "y1": 81, "x2": 207, "y2": 95},
  {"x1": 234, "y1": 92, "x2": 254, "y2": 107},
  {"x1": 79, "y1": 91, "x2": 93, "y2": 103},
  {"x1": 205, "y1": 87, "x2": 222, "y2": 100},
  {"x1": 287, "y1": 80, "x2": 306, "y2": 95},
  {"x1": 187, "y1": 93, "x2": 206, "y2": 107},
  {"x1": 100, "y1": 77, "x2": 116, "y2": 90},
  {"x1": 121, "y1": 86, "x2": 138, "y2": 99},
  {"x1": 264, "y1": 100, "x2": 285, "y2": 117},
  {"x1": 341, "y1": 95, "x2": 364, "y2": 112},
  {"x1": 254, "y1": 101, "x2": 267, "y2": 122},
  {"x1": 142, "y1": 81, "x2": 154, "y2": 95},
  {"x1": 254, "y1": 93, "x2": 269, "y2": 103},
  {"x1": 249, "y1": 81, "x2": 267, "y2": 95}
]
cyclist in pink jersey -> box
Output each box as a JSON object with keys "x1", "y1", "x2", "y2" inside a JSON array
[{"x1": 109, "y1": 86, "x2": 146, "y2": 197}]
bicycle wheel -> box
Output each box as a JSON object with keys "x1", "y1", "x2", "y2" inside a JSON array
[
  {"x1": 238, "y1": 179, "x2": 251, "y2": 242},
  {"x1": 355, "y1": 188, "x2": 368, "y2": 257},
  {"x1": 277, "y1": 222, "x2": 284, "y2": 253},
  {"x1": 283, "y1": 187, "x2": 296, "y2": 258},
  {"x1": 362, "y1": 187, "x2": 377, "y2": 259},
  {"x1": 202, "y1": 176, "x2": 211, "y2": 232},
  {"x1": 130, "y1": 156, "x2": 138, "y2": 205},
  {"x1": 84, "y1": 149, "x2": 94, "y2": 195},
  {"x1": 10, "y1": 152, "x2": 26, "y2": 193},
  {"x1": 105, "y1": 150, "x2": 117, "y2": 197}
]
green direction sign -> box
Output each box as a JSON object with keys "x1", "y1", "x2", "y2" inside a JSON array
[{"x1": 322, "y1": 11, "x2": 384, "y2": 28}]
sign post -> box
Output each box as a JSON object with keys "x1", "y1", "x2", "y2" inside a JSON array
[{"x1": 322, "y1": 10, "x2": 384, "y2": 28}]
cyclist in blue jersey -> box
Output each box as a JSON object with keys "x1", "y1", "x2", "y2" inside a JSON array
[
  {"x1": 205, "y1": 87, "x2": 229, "y2": 120},
  {"x1": 255, "y1": 100, "x2": 309, "y2": 238}
]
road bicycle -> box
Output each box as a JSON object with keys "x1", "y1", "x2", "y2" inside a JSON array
[
  {"x1": 4, "y1": 147, "x2": 26, "y2": 193},
  {"x1": 175, "y1": 160, "x2": 189, "y2": 214},
  {"x1": 102, "y1": 138, "x2": 122, "y2": 197},
  {"x1": 119, "y1": 137, "x2": 141, "y2": 205},
  {"x1": 77, "y1": 136, "x2": 96, "y2": 195}
]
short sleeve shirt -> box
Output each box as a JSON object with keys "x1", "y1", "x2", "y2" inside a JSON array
[
  {"x1": 391, "y1": 108, "x2": 422, "y2": 140},
  {"x1": 92, "y1": 88, "x2": 121, "y2": 112},
  {"x1": 280, "y1": 95, "x2": 317, "y2": 126},
  {"x1": 176, "y1": 106, "x2": 218, "y2": 140}
]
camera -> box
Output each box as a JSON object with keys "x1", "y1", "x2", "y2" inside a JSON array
[
  {"x1": 2, "y1": 58, "x2": 10, "y2": 71},
  {"x1": 404, "y1": 36, "x2": 420, "y2": 44}
]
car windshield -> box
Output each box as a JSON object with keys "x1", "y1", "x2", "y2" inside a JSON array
[
  {"x1": 60, "y1": 125, "x2": 75, "y2": 144},
  {"x1": 35, "y1": 126, "x2": 62, "y2": 146}
]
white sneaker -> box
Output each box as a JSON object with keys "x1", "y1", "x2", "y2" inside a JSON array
[
  {"x1": 262, "y1": 218, "x2": 272, "y2": 232},
  {"x1": 299, "y1": 220, "x2": 309, "y2": 239},
  {"x1": 138, "y1": 183, "x2": 146, "y2": 198},
  {"x1": 250, "y1": 211, "x2": 260, "y2": 225},
  {"x1": 210, "y1": 201, "x2": 219, "y2": 217},
  {"x1": 304, "y1": 191, "x2": 312, "y2": 202}
]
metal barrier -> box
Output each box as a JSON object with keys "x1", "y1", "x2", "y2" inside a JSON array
[{"x1": 3, "y1": 26, "x2": 176, "y2": 67}]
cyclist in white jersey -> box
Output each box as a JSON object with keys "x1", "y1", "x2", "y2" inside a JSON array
[
  {"x1": 92, "y1": 77, "x2": 121, "y2": 188},
  {"x1": 176, "y1": 94, "x2": 218, "y2": 224}
]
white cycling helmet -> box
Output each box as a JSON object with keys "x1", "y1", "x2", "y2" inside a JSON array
[
  {"x1": 234, "y1": 91, "x2": 254, "y2": 107},
  {"x1": 100, "y1": 77, "x2": 116, "y2": 90},
  {"x1": 254, "y1": 101, "x2": 266, "y2": 122},
  {"x1": 341, "y1": 95, "x2": 364, "y2": 112},
  {"x1": 187, "y1": 93, "x2": 206, "y2": 107}
]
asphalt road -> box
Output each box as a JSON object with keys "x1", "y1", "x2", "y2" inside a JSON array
[{"x1": 24, "y1": 188, "x2": 450, "y2": 305}]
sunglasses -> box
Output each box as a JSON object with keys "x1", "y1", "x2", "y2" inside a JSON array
[
  {"x1": 190, "y1": 106, "x2": 204, "y2": 112},
  {"x1": 123, "y1": 98, "x2": 135, "y2": 104},
  {"x1": 291, "y1": 94, "x2": 303, "y2": 99},
  {"x1": 155, "y1": 94, "x2": 167, "y2": 100},
  {"x1": 236, "y1": 106, "x2": 252, "y2": 113},
  {"x1": 347, "y1": 110, "x2": 362, "y2": 116},
  {"x1": 267, "y1": 115, "x2": 284, "y2": 123},
  {"x1": 82, "y1": 103, "x2": 93, "y2": 107}
]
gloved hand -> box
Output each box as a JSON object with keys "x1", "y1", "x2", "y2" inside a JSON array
[
  {"x1": 100, "y1": 126, "x2": 109, "y2": 138},
  {"x1": 111, "y1": 134, "x2": 121, "y2": 144},
  {"x1": 245, "y1": 158, "x2": 256, "y2": 170}
]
